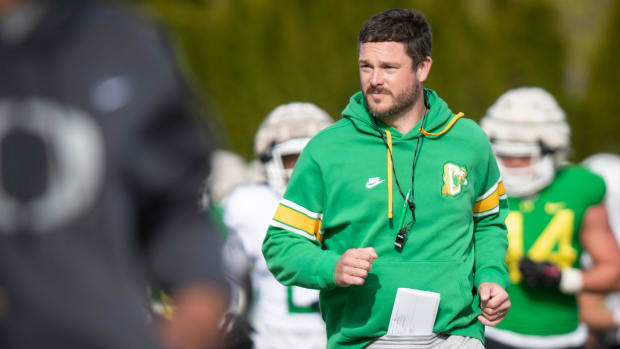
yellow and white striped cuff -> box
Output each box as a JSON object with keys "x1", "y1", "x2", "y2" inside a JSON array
[
  {"x1": 473, "y1": 177, "x2": 506, "y2": 217},
  {"x1": 271, "y1": 198, "x2": 323, "y2": 242}
]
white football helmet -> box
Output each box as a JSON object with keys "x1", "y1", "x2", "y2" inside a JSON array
[
  {"x1": 481, "y1": 87, "x2": 570, "y2": 197},
  {"x1": 582, "y1": 153, "x2": 620, "y2": 242},
  {"x1": 254, "y1": 102, "x2": 333, "y2": 195}
]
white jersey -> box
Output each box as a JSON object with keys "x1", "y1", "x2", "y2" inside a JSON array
[{"x1": 223, "y1": 184, "x2": 326, "y2": 349}]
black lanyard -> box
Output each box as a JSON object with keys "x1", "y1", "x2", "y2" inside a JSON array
[{"x1": 374, "y1": 108, "x2": 427, "y2": 249}]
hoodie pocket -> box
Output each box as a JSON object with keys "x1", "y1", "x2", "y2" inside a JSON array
[{"x1": 339, "y1": 259, "x2": 476, "y2": 340}]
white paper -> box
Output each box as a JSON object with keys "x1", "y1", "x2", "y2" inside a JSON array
[{"x1": 387, "y1": 288, "x2": 440, "y2": 335}]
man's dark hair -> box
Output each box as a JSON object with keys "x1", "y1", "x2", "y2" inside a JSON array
[{"x1": 358, "y1": 8, "x2": 432, "y2": 68}]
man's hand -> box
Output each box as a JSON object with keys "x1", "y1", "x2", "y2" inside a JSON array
[
  {"x1": 159, "y1": 285, "x2": 228, "y2": 349},
  {"x1": 478, "y1": 282, "x2": 510, "y2": 326},
  {"x1": 334, "y1": 247, "x2": 378, "y2": 287}
]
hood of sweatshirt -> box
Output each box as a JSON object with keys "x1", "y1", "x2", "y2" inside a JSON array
[
  {"x1": 341, "y1": 88, "x2": 465, "y2": 221},
  {"x1": 342, "y1": 88, "x2": 461, "y2": 140}
]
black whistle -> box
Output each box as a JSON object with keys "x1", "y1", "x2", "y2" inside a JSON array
[
  {"x1": 407, "y1": 201, "x2": 415, "y2": 211},
  {"x1": 408, "y1": 201, "x2": 416, "y2": 221},
  {"x1": 394, "y1": 227, "x2": 407, "y2": 249}
]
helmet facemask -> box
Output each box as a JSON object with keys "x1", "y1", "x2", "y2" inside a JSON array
[
  {"x1": 491, "y1": 140, "x2": 555, "y2": 198},
  {"x1": 254, "y1": 102, "x2": 333, "y2": 195},
  {"x1": 263, "y1": 137, "x2": 310, "y2": 196}
]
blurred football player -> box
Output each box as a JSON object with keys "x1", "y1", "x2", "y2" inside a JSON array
[
  {"x1": 481, "y1": 87, "x2": 620, "y2": 349},
  {"x1": 207, "y1": 150, "x2": 250, "y2": 207},
  {"x1": 222, "y1": 102, "x2": 333, "y2": 349},
  {"x1": 0, "y1": 1, "x2": 228, "y2": 348},
  {"x1": 579, "y1": 153, "x2": 620, "y2": 349}
]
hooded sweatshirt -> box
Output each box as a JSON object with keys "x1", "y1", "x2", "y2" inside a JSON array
[{"x1": 262, "y1": 89, "x2": 509, "y2": 349}]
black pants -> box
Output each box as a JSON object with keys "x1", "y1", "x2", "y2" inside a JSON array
[
  {"x1": 597, "y1": 331, "x2": 620, "y2": 349},
  {"x1": 484, "y1": 336, "x2": 585, "y2": 349}
]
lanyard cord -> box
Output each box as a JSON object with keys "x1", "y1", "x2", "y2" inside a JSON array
[
  {"x1": 408, "y1": 114, "x2": 427, "y2": 221},
  {"x1": 374, "y1": 107, "x2": 428, "y2": 223}
]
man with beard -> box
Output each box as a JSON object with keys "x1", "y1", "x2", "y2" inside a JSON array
[{"x1": 262, "y1": 8, "x2": 510, "y2": 349}]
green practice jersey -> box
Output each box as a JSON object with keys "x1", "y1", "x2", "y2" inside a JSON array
[{"x1": 496, "y1": 166, "x2": 605, "y2": 336}]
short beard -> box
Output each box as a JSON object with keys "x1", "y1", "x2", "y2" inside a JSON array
[{"x1": 364, "y1": 80, "x2": 421, "y2": 120}]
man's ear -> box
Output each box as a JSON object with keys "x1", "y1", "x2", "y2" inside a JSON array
[{"x1": 416, "y1": 56, "x2": 432, "y2": 83}]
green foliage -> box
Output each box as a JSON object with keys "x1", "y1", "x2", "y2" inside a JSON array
[
  {"x1": 580, "y1": 1, "x2": 620, "y2": 159},
  {"x1": 134, "y1": 0, "x2": 617, "y2": 160}
]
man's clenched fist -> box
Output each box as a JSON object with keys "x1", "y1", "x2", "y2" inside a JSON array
[
  {"x1": 478, "y1": 282, "x2": 510, "y2": 327},
  {"x1": 334, "y1": 247, "x2": 378, "y2": 287}
]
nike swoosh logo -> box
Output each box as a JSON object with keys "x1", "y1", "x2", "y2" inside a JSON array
[
  {"x1": 365, "y1": 179, "x2": 385, "y2": 189},
  {"x1": 545, "y1": 202, "x2": 565, "y2": 214}
]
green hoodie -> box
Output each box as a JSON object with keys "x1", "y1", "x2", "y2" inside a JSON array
[{"x1": 262, "y1": 89, "x2": 509, "y2": 348}]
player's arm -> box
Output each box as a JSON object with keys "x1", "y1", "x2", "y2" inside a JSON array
[
  {"x1": 262, "y1": 147, "x2": 341, "y2": 290},
  {"x1": 221, "y1": 194, "x2": 254, "y2": 286},
  {"x1": 472, "y1": 140, "x2": 510, "y2": 290},
  {"x1": 579, "y1": 291, "x2": 618, "y2": 331},
  {"x1": 472, "y1": 140, "x2": 511, "y2": 326},
  {"x1": 580, "y1": 203, "x2": 620, "y2": 292}
]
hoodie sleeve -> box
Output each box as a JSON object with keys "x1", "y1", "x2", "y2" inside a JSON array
[
  {"x1": 262, "y1": 146, "x2": 341, "y2": 290},
  {"x1": 472, "y1": 140, "x2": 510, "y2": 289}
]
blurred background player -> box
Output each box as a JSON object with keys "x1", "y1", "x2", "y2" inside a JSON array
[
  {"x1": 481, "y1": 87, "x2": 620, "y2": 349},
  {"x1": 204, "y1": 149, "x2": 250, "y2": 238},
  {"x1": 579, "y1": 153, "x2": 620, "y2": 349},
  {"x1": 207, "y1": 150, "x2": 251, "y2": 208},
  {"x1": 222, "y1": 102, "x2": 333, "y2": 349},
  {"x1": 0, "y1": 1, "x2": 228, "y2": 348},
  {"x1": 151, "y1": 148, "x2": 250, "y2": 333}
]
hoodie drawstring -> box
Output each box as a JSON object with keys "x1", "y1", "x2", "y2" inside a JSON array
[
  {"x1": 386, "y1": 130, "x2": 393, "y2": 219},
  {"x1": 420, "y1": 112, "x2": 465, "y2": 136},
  {"x1": 384, "y1": 112, "x2": 465, "y2": 222}
]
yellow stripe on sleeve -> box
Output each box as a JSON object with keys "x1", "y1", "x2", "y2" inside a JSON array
[
  {"x1": 498, "y1": 181, "x2": 506, "y2": 196},
  {"x1": 473, "y1": 189, "x2": 499, "y2": 213},
  {"x1": 273, "y1": 204, "x2": 322, "y2": 238}
]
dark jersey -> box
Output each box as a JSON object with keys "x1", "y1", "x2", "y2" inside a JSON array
[{"x1": 0, "y1": 1, "x2": 225, "y2": 348}]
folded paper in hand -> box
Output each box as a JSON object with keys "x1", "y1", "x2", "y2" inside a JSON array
[{"x1": 387, "y1": 288, "x2": 440, "y2": 335}]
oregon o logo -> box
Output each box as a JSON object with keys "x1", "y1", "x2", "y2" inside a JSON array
[
  {"x1": 0, "y1": 98, "x2": 105, "y2": 234},
  {"x1": 442, "y1": 163, "x2": 468, "y2": 196}
]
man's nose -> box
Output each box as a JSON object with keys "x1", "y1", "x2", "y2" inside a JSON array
[{"x1": 370, "y1": 70, "x2": 384, "y2": 86}]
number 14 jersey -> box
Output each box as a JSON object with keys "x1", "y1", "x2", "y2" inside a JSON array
[{"x1": 497, "y1": 165, "x2": 605, "y2": 336}]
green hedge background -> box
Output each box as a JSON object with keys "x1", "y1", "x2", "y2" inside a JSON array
[{"x1": 131, "y1": 0, "x2": 620, "y2": 161}]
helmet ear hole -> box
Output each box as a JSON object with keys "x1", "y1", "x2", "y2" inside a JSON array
[
  {"x1": 259, "y1": 141, "x2": 276, "y2": 163},
  {"x1": 537, "y1": 140, "x2": 555, "y2": 156}
]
